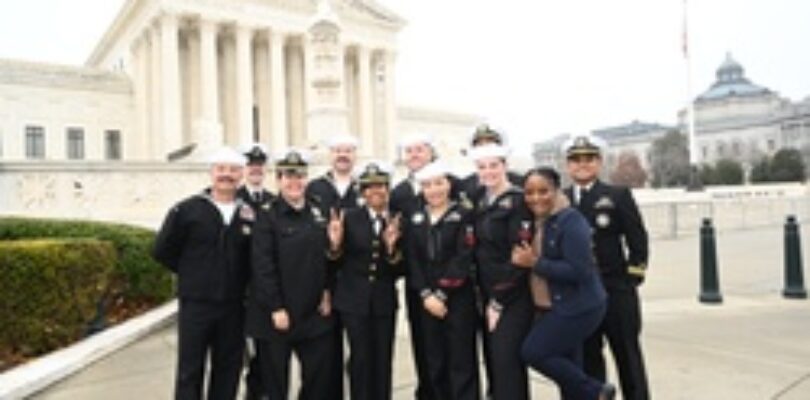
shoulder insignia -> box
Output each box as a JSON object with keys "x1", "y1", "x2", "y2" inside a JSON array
[
  {"x1": 499, "y1": 196, "x2": 513, "y2": 209},
  {"x1": 595, "y1": 196, "x2": 614, "y2": 209},
  {"x1": 412, "y1": 212, "x2": 425, "y2": 225},
  {"x1": 446, "y1": 211, "x2": 462, "y2": 222},
  {"x1": 459, "y1": 193, "x2": 474, "y2": 210},
  {"x1": 312, "y1": 206, "x2": 325, "y2": 223},
  {"x1": 239, "y1": 204, "x2": 256, "y2": 222}
]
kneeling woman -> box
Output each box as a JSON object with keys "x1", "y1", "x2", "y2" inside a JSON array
[
  {"x1": 513, "y1": 167, "x2": 615, "y2": 400},
  {"x1": 408, "y1": 161, "x2": 480, "y2": 399},
  {"x1": 331, "y1": 161, "x2": 403, "y2": 400}
]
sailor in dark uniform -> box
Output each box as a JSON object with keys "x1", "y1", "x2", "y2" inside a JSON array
[
  {"x1": 563, "y1": 135, "x2": 650, "y2": 400},
  {"x1": 306, "y1": 133, "x2": 362, "y2": 214},
  {"x1": 459, "y1": 125, "x2": 523, "y2": 400},
  {"x1": 236, "y1": 143, "x2": 274, "y2": 400},
  {"x1": 389, "y1": 133, "x2": 437, "y2": 400},
  {"x1": 152, "y1": 147, "x2": 253, "y2": 400},
  {"x1": 245, "y1": 148, "x2": 337, "y2": 400},
  {"x1": 470, "y1": 143, "x2": 534, "y2": 400},
  {"x1": 237, "y1": 143, "x2": 275, "y2": 213},
  {"x1": 408, "y1": 160, "x2": 480, "y2": 400},
  {"x1": 331, "y1": 161, "x2": 404, "y2": 400},
  {"x1": 304, "y1": 133, "x2": 362, "y2": 399}
]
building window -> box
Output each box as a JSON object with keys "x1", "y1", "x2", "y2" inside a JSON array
[
  {"x1": 702, "y1": 146, "x2": 708, "y2": 159},
  {"x1": 767, "y1": 139, "x2": 776, "y2": 152},
  {"x1": 66, "y1": 128, "x2": 85, "y2": 160},
  {"x1": 25, "y1": 125, "x2": 46, "y2": 159},
  {"x1": 732, "y1": 142, "x2": 741, "y2": 157},
  {"x1": 716, "y1": 142, "x2": 725, "y2": 158},
  {"x1": 105, "y1": 130, "x2": 122, "y2": 160}
]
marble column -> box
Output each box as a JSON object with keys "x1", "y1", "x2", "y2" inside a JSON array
[
  {"x1": 269, "y1": 31, "x2": 288, "y2": 153},
  {"x1": 382, "y1": 50, "x2": 397, "y2": 159},
  {"x1": 132, "y1": 36, "x2": 150, "y2": 160},
  {"x1": 235, "y1": 25, "x2": 254, "y2": 146},
  {"x1": 148, "y1": 25, "x2": 162, "y2": 158},
  {"x1": 195, "y1": 19, "x2": 223, "y2": 152},
  {"x1": 160, "y1": 13, "x2": 182, "y2": 155},
  {"x1": 357, "y1": 45, "x2": 373, "y2": 156}
]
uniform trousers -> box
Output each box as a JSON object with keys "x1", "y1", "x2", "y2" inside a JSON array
[
  {"x1": 175, "y1": 299, "x2": 245, "y2": 400},
  {"x1": 254, "y1": 330, "x2": 333, "y2": 400},
  {"x1": 342, "y1": 312, "x2": 397, "y2": 400},
  {"x1": 406, "y1": 287, "x2": 432, "y2": 399},
  {"x1": 484, "y1": 291, "x2": 533, "y2": 400},
  {"x1": 421, "y1": 286, "x2": 480, "y2": 400},
  {"x1": 584, "y1": 286, "x2": 649, "y2": 400},
  {"x1": 521, "y1": 304, "x2": 606, "y2": 400}
]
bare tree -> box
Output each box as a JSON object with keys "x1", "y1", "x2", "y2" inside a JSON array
[{"x1": 609, "y1": 150, "x2": 648, "y2": 188}]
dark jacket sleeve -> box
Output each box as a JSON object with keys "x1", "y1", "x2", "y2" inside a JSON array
[
  {"x1": 407, "y1": 224, "x2": 431, "y2": 294},
  {"x1": 618, "y1": 187, "x2": 649, "y2": 279},
  {"x1": 491, "y1": 205, "x2": 531, "y2": 304},
  {"x1": 252, "y1": 210, "x2": 284, "y2": 312},
  {"x1": 152, "y1": 203, "x2": 187, "y2": 273},
  {"x1": 536, "y1": 213, "x2": 593, "y2": 285}
]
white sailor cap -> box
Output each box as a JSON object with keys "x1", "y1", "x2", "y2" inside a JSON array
[
  {"x1": 398, "y1": 132, "x2": 434, "y2": 149},
  {"x1": 468, "y1": 143, "x2": 510, "y2": 162},
  {"x1": 561, "y1": 135, "x2": 607, "y2": 158},
  {"x1": 208, "y1": 147, "x2": 247, "y2": 167},
  {"x1": 414, "y1": 160, "x2": 451, "y2": 183},
  {"x1": 326, "y1": 133, "x2": 360, "y2": 149}
]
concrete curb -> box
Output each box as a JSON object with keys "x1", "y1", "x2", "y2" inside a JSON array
[{"x1": 0, "y1": 299, "x2": 178, "y2": 400}]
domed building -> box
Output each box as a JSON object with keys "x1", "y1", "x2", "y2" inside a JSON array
[{"x1": 681, "y1": 53, "x2": 810, "y2": 168}]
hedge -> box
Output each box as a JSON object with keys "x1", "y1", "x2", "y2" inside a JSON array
[
  {"x1": 0, "y1": 217, "x2": 173, "y2": 303},
  {"x1": 0, "y1": 239, "x2": 115, "y2": 356}
]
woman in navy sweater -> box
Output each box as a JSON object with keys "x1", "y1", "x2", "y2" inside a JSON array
[{"x1": 512, "y1": 167, "x2": 616, "y2": 400}]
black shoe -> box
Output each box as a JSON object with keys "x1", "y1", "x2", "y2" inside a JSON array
[{"x1": 600, "y1": 383, "x2": 616, "y2": 400}]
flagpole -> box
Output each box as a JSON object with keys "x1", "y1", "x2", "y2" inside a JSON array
[{"x1": 684, "y1": 0, "x2": 702, "y2": 190}]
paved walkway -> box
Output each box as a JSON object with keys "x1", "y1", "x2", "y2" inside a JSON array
[{"x1": 34, "y1": 226, "x2": 810, "y2": 399}]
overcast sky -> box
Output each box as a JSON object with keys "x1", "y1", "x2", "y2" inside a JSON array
[{"x1": 1, "y1": 0, "x2": 808, "y2": 154}]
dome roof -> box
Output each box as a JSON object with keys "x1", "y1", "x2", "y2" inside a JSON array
[{"x1": 697, "y1": 53, "x2": 771, "y2": 101}]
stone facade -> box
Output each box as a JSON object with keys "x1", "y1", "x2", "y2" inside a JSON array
[{"x1": 0, "y1": 0, "x2": 479, "y2": 165}]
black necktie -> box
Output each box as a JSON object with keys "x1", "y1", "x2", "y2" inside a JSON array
[
  {"x1": 252, "y1": 192, "x2": 261, "y2": 203},
  {"x1": 578, "y1": 187, "x2": 589, "y2": 206}
]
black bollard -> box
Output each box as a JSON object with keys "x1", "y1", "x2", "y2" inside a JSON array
[
  {"x1": 783, "y1": 215, "x2": 807, "y2": 299},
  {"x1": 699, "y1": 218, "x2": 723, "y2": 304}
]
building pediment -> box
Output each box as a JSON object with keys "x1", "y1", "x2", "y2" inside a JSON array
[{"x1": 87, "y1": 0, "x2": 404, "y2": 67}]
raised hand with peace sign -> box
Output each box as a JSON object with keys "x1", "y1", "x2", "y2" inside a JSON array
[{"x1": 382, "y1": 212, "x2": 402, "y2": 255}]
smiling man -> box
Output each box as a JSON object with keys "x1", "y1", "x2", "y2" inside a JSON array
[
  {"x1": 152, "y1": 147, "x2": 253, "y2": 400},
  {"x1": 563, "y1": 135, "x2": 650, "y2": 400}
]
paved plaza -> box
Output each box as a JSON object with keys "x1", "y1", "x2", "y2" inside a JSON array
[{"x1": 33, "y1": 225, "x2": 810, "y2": 399}]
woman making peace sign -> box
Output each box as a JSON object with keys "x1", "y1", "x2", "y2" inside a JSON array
[{"x1": 330, "y1": 161, "x2": 404, "y2": 400}]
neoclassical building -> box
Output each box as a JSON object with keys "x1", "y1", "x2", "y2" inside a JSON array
[
  {"x1": 680, "y1": 53, "x2": 810, "y2": 167},
  {"x1": 0, "y1": 0, "x2": 480, "y2": 164},
  {"x1": 533, "y1": 53, "x2": 810, "y2": 177},
  {"x1": 0, "y1": 0, "x2": 481, "y2": 225}
]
